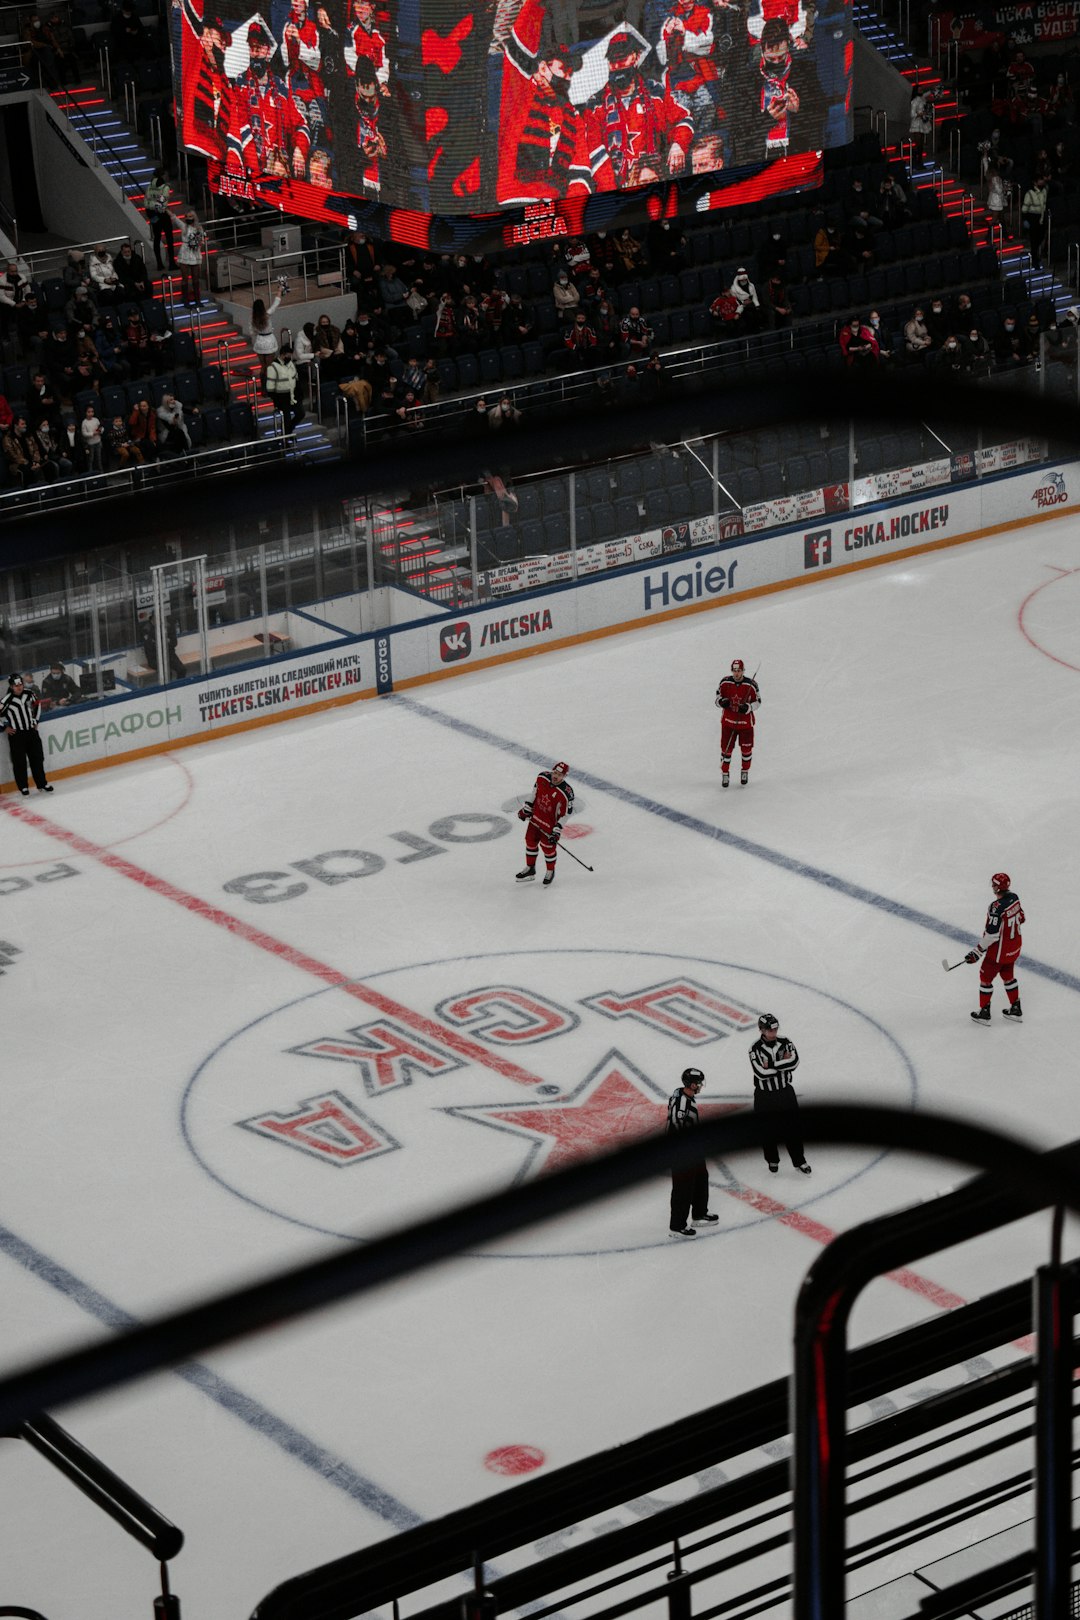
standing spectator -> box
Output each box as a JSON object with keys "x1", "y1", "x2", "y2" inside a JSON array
[
  {"x1": 249, "y1": 288, "x2": 284, "y2": 388},
  {"x1": 553, "y1": 271, "x2": 580, "y2": 324},
  {"x1": 0, "y1": 674, "x2": 52, "y2": 795},
  {"x1": 20, "y1": 13, "x2": 65, "y2": 87},
  {"x1": 265, "y1": 345, "x2": 304, "y2": 431},
  {"x1": 144, "y1": 170, "x2": 177, "y2": 273},
  {"x1": 619, "y1": 305, "x2": 653, "y2": 358},
  {"x1": 666, "y1": 1067, "x2": 720, "y2": 1238},
  {"x1": 908, "y1": 84, "x2": 935, "y2": 157},
  {"x1": 110, "y1": 0, "x2": 146, "y2": 65},
  {"x1": 156, "y1": 392, "x2": 192, "y2": 455},
  {"x1": 616, "y1": 228, "x2": 647, "y2": 278},
  {"x1": 985, "y1": 157, "x2": 1011, "y2": 227},
  {"x1": 1020, "y1": 174, "x2": 1049, "y2": 266},
  {"x1": 728, "y1": 268, "x2": 761, "y2": 330},
  {"x1": 715, "y1": 656, "x2": 760, "y2": 786},
  {"x1": 564, "y1": 312, "x2": 598, "y2": 368},
  {"x1": 765, "y1": 274, "x2": 793, "y2": 328},
  {"x1": 965, "y1": 872, "x2": 1025, "y2": 1023},
  {"x1": 433, "y1": 292, "x2": 457, "y2": 356},
  {"x1": 515, "y1": 759, "x2": 573, "y2": 886},
  {"x1": 40, "y1": 662, "x2": 82, "y2": 707},
  {"x1": 750, "y1": 1013, "x2": 810, "y2": 1175},
  {"x1": 177, "y1": 212, "x2": 206, "y2": 306}
]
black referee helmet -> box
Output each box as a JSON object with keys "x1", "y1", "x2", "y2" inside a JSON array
[
  {"x1": 757, "y1": 1013, "x2": 779, "y2": 1032},
  {"x1": 681, "y1": 1067, "x2": 705, "y2": 1086},
  {"x1": 8, "y1": 672, "x2": 24, "y2": 687}
]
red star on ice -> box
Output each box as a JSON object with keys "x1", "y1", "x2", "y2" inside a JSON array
[{"x1": 447, "y1": 1050, "x2": 744, "y2": 1180}]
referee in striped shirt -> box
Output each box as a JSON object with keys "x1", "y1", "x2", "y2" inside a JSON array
[
  {"x1": 1, "y1": 674, "x2": 53, "y2": 797},
  {"x1": 750, "y1": 1014, "x2": 810, "y2": 1176},
  {"x1": 666, "y1": 1068, "x2": 720, "y2": 1237}
]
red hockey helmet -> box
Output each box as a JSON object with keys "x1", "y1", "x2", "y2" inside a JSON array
[
  {"x1": 731, "y1": 659, "x2": 745, "y2": 675},
  {"x1": 991, "y1": 872, "x2": 1010, "y2": 894},
  {"x1": 552, "y1": 760, "x2": 569, "y2": 776}
]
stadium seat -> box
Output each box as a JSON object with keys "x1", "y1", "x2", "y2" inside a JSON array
[
  {"x1": 495, "y1": 530, "x2": 521, "y2": 564},
  {"x1": 228, "y1": 403, "x2": 255, "y2": 439},
  {"x1": 669, "y1": 310, "x2": 691, "y2": 345},
  {"x1": 41, "y1": 277, "x2": 67, "y2": 312},
  {"x1": 500, "y1": 346, "x2": 524, "y2": 381},
  {"x1": 540, "y1": 479, "x2": 567, "y2": 515},
  {"x1": 456, "y1": 355, "x2": 479, "y2": 389},
  {"x1": 758, "y1": 463, "x2": 785, "y2": 500},
  {"x1": 437, "y1": 359, "x2": 458, "y2": 393},
  {"x1": 545, "y1": 513, "x2": 571, "y2": 550},
  {"x1": 591, "y1": 505, "x2": 616, "y2": 541},
  {"x1": 785, "y1": 454, "x2": 810, "y2": 493},
  {"x1": 201, "y1": 407, "x2": 228, "y2": 441},
  {"x1": 522, "y1": 342, "x2": 546, "y2": 375},
  {"x1": 173, "y1": 370, "x2": 200, "y2": 408},
  {"x1": 102, "y1": 384, "x2": 128, "y2": 420},
  {"x1": 857, "y1": 438, "x2": 883, "y2": 474},
  {"x1": 660, "y1": 275, "x2": 681, "y2": 308},
  {"x1": 806, "y1": 450, "x2": 829, "y2": 487},
  {"x1": 478, "y1": 349, "x2": 501, "y2": 384},
  {"x1": 614, "y1": 496, "x2": 642, "y2": 534},
  {"x1": 199, "y1": 366, "x2": 225, "y2": 401},
  {"x1": 827, "y1": 445, "x2": 849, "y2": 483},
  {"x1": 638, "y1": 279, "x2": 660, "y2": 312},
  {"x1": 3, "y1": 365, "x2": 29, "y2": 402},
  {"x1": 573, "y1": 508, "x2": 593, "y2": 546},
  {"x1": 519, "y1": 519, "x2": 546, "y2": 555},
  {"x1": 126, "y1": 381, "x2": 151, "y2": 409},
  {"x1": 737, "y1": 467, "x2": 762, "y2": 506}
]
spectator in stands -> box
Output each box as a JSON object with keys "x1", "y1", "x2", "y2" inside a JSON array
[
  {"x1": 434, "y1": 292, "x2": 457, "y2": 356},
  {"x1": 249, "y1": 290, "x2": 283, "y2": 389},
  {"x1": 113, "y1": 242, "x2": 151, "y2": 300},
  {"x1": 61, "y1": 248, "x2": 87, "y2": 293},
  {"x1": 1005, "y1": 48, "x2": 1035, "y2": 93},
  {"x1": 962, "y1": 326, "x2": 991, "y2": 378},
  {"x1": 728, "y1": 269, "x2": 761, "y2": 330},
  {"x1": 294, "y1": 320, "x2": 316, "y2": 371},
  {"x1": 405, "y1": 280, "x2": 429, "y2": 321},
  {"x1": 266, "y1": 345, "x2": 303, "y2": 432},
  {"x1": 904, "y1": 305, "x2": 932, "y2": 355},
  {"x1": 177, "y1": 212, "x2": 206, "y2": 307},
  {"x1": 933, "y1": 334, "x2": 965, "y2": 378},
  {"x1": 506, "y1": 294, "x2": 536, "y2": 344},
  {"x1": 65, "y1": 280, "x2": 99, "y2": 329},
  {"x1": 144, "y1": 170, "x2": 177, "y2": 274},
  {"x1": 1044, "y1": 82, "x2": 1074, "y2": 134},
  {"x1": 925, "y1": 297, "x2": 950, "y2": 348},
  {"x1": 366, "y1": 349, "x2": 398, "y2": 410},
  {"x1": 994, "y1": 313, "x2": 1032, "y2": 368},
  {"x1": 908, "y1": 84, "x2": 935, "y2": 157},
  {"x1": 488, "y1": 394, "x2": 522, "y2": 431},
  {"x1": 843, "y1": 212, "x2": 876, "y2": 272},
  {"x1": 338, "y1": 374, "x2": 372, "y2": 413},
  {"x1": 399, "y1": 355, "x2": 426, "y2": 397},
  {"x1": 638, "y1": 351, "x2": 667, "y2": 404},
  {"x1": 564, "y1": 312, "x2": 598, "y2": 369},
  {"x1": 1020, "y1": 174, "x2": 1048, "y2": 267},
  {"x1": 94, "y1": 315, "x2": 129, "y2": 381},
  {"x1": 844, "y1": 177, "x2": 882, "y2": 226},
  {"x1": 40, "y1": 661, "x2": 81, "y2": 707},
  {"x1": 378, "y1": 265, "x2": 410, "y2": 330},
  {"x1": 419, "y1": 358, "x2": 440, "y2": 404},
  {"x1": 593, "y1": 298, "x2": 621, "y2": 363},
  {"x1": 838, "y1": 317, "x2": 879, "y2": 368},
  {"x1": 985, "y1": 157, "x2": 1011, "y2": 227},
  {"x1": 313, "y1": 313, "x2": 342, "y2": 363},
  {"x1": 589, "y1": 230, "x2": 622, "y2": 286},
  {"x1": 875, "y1": 172, "x2": 911, "y2": 227},
  {"x1": 127, "y1": 398, "x2": 158, "y2": 461},
  {"x1": 648, "y1": 220, "x2": 688, "y2": 276},
  {"x1": 122, "y1": 309, "x2": 154, "y2": 378},
  {"x1": 616, "y1": 229, "x2": 647, "y2": 279},
  {"x1": 89, "y1": 245, "x2": 122, "y2": 306},
  {"x1": 951, "y1": 291, "x2": 975, "y2": 331},
  {"x1": 765, "y1": 274, "x2": 793, "y2": 329},
  {"x1": 20, "y1": 12, "x2": 65, "y2": 87},
  {"x1": 156, "y1": 393, "x2": 192, "y2": 456},
  {"x1": 759, "y1": 230, "x2": 790, "y2": 284},
  {"x1": 0, "y1": 395, "x2": 10, "y2": 437},
  {"x1": 346, "y1": 231, "x2": 379, "y2": 306},
  {"x1": 811, "y1": 210, "x2": 832, "y2": 272},
  {"x1": 481, "y1": 287, "x2": 508, "y2": 344},
  {"x1": 2, "y1": 414, "x2": 46, "y2": 485},
  {"x1": 620, "y1": 306, "x2": 654, "y2": 358},
  {"x1": 553, "y1": 271, "x2": 580, "y2": 324},
  {"x1": 110, "y1": 0, "x2": 146, "y2": 65},
  {"x1": 44, "y1": 324, "x2": 77, "y2": 398},
  {"x1": 457, "y1": 295, "x2": 482, "y2": 352},
  {"x1": 392, "y1": 390, "x2": 423, "y2": 433},
  {"x1": 563, "y1": 239, "x2": 591, "y2": 281},
  {"x1": 60, "y1": 415, "x2": 84, "y2": 474},
  {"x1": 1024, "y1": 309, "x2": 1046, "y2": 355},
  {"x1": 866, "y1": 309, "x2": 893, "y2": 363},
  {"x1": 33, "y1": 418, "x2": 71, "y2": 479},
  {"x1": 27, "y1": 372, "x2": 60, "y2": 429},
  {"x1": 105, "y1": 413, "x2": 143, "y2": 468}
]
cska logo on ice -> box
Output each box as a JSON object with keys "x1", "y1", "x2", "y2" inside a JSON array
[
  {"x1": 182, "y1": 950, "x2": 918, "y2": 1257},
  {"x1": 1031, "y1": 471, "x2": 1068, "y2": 509}
]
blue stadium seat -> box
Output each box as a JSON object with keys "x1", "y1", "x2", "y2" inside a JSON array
[
  {"x1": 437, "y1": 359, "x2": 458, "y2": 392},
  {"x1": 519, "y1": 519, "x2": 546, "y2": 554},
  {"x1": 806, "y1": 450, "x2": 829, "y2": 487},
  {"x1": 102, "y1": 384, "x2": 128, "y2": 420},
  {"x1": 500, "y1": 346, "x2": 524, "y2": 381},
  {"x1": 737, "y1": 467, "x2": 762, "y2": 506},
  {"x1": 785, "y1": 455, "x2": 810, "y2": 493},
  {"x1": 540, "y1": 479, "x2": 567, "y2": 515},
  {"x1": 545, "y1": 513, "x2": 571, "y2": 550},
  {"x1": 478, "y1": 349, "x2": 501, "y2": 384},
  {"x1": 857, "y1": 438, "x2": 883, "y2": 474},
  {"x1": 574, "y1": 508, "x2": 593, "y2": 545},
  {"x1": 614, "y1": 496, "x2": 642, "y2": 533},
  {"x1": 526, "y1": 263, "x2": 551, "y2": 297},
  {"x1": 638, "y1": 279, "x2": 660, "y2": 312},
  {"x1": 669, "y1": 310, "x2": 691, "y2": 345},
  {"x1": 201, "y1": 407, "x2": 228, "y2": 441},
  {"x1": 456, "y1": 355, "x2": 479, "y2": 389},
  {"x1": 660, "y1": 275, "x2": 681, "y2": 308},
  {"x1": 591, "y1": 505, "x2": 616, "y2": 541},
  {"x1": 198, "y1": 366, "x2": 225, "y2": 401},
  {"x1": 522, "y1": 342, "x2": 546, "y2": 375},
  {"x1": 4, "y1": 365, "x2": 29, "y2": 402},
  {"x1": 172, "y1": 370, "x2": 200, "y2": 409},
  {"x1": 126, "y1": 381, "x2": 150, "y2": 409},
  {"x1": 228, "y1": 403, "x2": 255, "y2": 438}
]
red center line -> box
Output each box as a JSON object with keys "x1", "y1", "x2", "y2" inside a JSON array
[{"x1": 3, "y1": 799, "x2": 1008, "y2": 1328}]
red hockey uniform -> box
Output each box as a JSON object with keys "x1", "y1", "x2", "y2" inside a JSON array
[
  {"x1": 969, "y1": 875, "x2": 1025, "y2": 1020},
  {"x1": 497, "y1": 0, "x2": 586, "y2": 204},
  {"x1": 576, "y1": 74, "x2": 693, "y2": 192},
  {"x1": 177, "y1": 0, "x2": 230, "y2": 163},
  {"x1": 355, "y1": 93, "x2": 386, "y2": 190},
  {"x1": 346, "y1": 18, "x2": 388, "y2": 83},
  {"x1": 517, "y1": 764, "x2": 574, "y2": 885},
  {"x1": 715, "y1": 662, "x2": 760, "y2": 783},
  {"x1": 282, "y1": 16, "x2": 326, "y2": 103},
  {"x1": 226, "y1": 69, "x2": 310, "y2": 176},
  {"x1": 661, "y1": 2, "x2": 720, "y2": 99}
]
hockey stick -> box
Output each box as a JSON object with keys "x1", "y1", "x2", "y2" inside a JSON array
[
  {"x1": 560, "y1": 840, "x2": 594, "y2": 873},
  {"x1": 942, "y1": 956, "x2": 970, "y2": 971}
]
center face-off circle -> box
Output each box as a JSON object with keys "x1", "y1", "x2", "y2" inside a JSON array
[{"x1": 182, "y1": 949, "x2": 916, "y2": 1257}]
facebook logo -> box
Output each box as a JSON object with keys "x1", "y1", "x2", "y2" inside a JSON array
[
  {"x1": 439, "y1": 622, "x2": 472, "y2": 662},
  {"x1": 804, "y1": 530, "x2": 832, "y2": 568}
]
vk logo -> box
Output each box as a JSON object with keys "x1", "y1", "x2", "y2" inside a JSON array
[{"x1": 440, "y1": 623, "x2": 472, "y2": 662}]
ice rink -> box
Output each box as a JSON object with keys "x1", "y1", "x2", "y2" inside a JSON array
[{"x1": 1, "y1": 511, "x2": 1078, "y2": 1618}]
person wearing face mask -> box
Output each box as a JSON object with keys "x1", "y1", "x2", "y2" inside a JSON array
[
  {"x1": 552, "y1": 269, "x2": 580, "y2": 323},
  {"x1": 576, "y1": 32, "x2": 693, "y2": 192},
  {"x1": 226, "y1": 21, "x2": 310, "y2": 182},
  {"x1": 961, "y1": 324, "x2": 991, "y2": 378},
  {"x1": 750, "y1": 19, "x2": 821, "y2": 161},
  {"x1": 924, "y1": 296, "x2": 949, "y2": 348},
  {"x1": 496, "y1": 0, "x2": 584, "y2": 206},
  {"x1": 20, "y1": 11, "x2": 67, "y2": 88},
  {"x1": 143, "y1": 170, "x2": 178, "y2": 274},
  {"x1": 177, "y1": 211, "x2": 207, "y2": 307},
  {"x1": 176, "y1": 0, "x2": 230, "y2": 165},
  {"x1": 933, "y1": 332, "x2": 964, "y2": 377},
  {"x1": 993, "y1": 312, "x2": 1032, "y2": 368},
  {"x1": 352, "y1": 54, "x2": 386, "y2": 193},
  {"x1": 727, "y1": 267, "x2": 760, "y2": 331}
]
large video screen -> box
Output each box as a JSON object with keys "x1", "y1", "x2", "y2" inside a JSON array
[{"x1": 176, "y1": 0, "x2": 851, "y2": 240}]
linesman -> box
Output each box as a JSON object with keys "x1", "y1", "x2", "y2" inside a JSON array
[
  {"x1": 666, "y1": 1067, "x2": 720, "y2": 1237},
  {"x1": 749, "y1": 1013, "x2": 810, "y2": 1175},
  {"x1": 1, "y1": 673, "x2": 52, "y2": 796}
]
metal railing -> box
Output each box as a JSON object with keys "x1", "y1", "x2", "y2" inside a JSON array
[
  {"x1": 50, "y1": 82, "x2": 150, "y2": 212},
  {"x1": 215, "y1": 241, "x2": 346, "y2": 303},
  {"x1": 18, "y1": 233, "x2": 131, "y2": 281}
]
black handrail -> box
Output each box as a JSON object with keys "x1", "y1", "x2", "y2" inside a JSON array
[{"x1": 18, "y1": 1413, "x2": 183, "y2": 1561}]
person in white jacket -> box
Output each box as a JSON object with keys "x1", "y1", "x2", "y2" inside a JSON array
[{"x1": 249, "y1": 284, "x2": 284, "y2": 388}]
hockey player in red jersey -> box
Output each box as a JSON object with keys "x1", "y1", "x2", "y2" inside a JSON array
[
  {"x1": 967, "y1": 872, "x2": 1025, "y2": 1023},
  {"x1": 516, "y1": 761, "x2": 574, "y2": 886},
  {"x1": 715, "y1": 658, "x2": 760, "y2": 786}
]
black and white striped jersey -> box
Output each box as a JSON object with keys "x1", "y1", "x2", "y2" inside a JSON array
[
  {"x1": 0, "y1": 689, "x2": 41, "y2": 732},
  {"x1": 749, "y1": 1035, "x2": 799, "y2": 1093},
  {"x1": 667, "y1": 1087, "x2": 700, "y2": 1133}
]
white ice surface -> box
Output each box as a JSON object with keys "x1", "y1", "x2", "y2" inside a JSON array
[{"x1": 0, "y1": 516, "x2": 1078, "y2": 1618}]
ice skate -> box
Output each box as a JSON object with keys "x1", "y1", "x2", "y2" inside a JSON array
[
  {"x1": 740, "y1": 769, "x2": 749, "y2": 785},
  {"x1": 1002, "y1": 1002, "x2": 1023, "y2": 1021},
  {"x1": 669, "y1": 1226, "x2": 696, "y2": 1238},
  {"x1": 693, "y1": 1213, "x2": 719, "y2": 1225},
  {"x1": 721, "y1": 771, "x2": 730, "y2": 788},
  {"x1": 515, "y1": 867, "x2": 536, "y2": 882},
  {"x1": 970, "y1": 1007, "x2": 991, "y2": 1024},
  {"x1": 796, "y1": 1162, "x2": 812, "y2": 1175},
  {"x1": 543, "y1": 869, "x2": 555, "y2": 886}
]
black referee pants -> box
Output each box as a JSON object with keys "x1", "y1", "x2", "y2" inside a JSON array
[
  {"x1": 754, "y1": 1087, "x2": 805, "y2": 1169},
  {"x1": 7, "y1": 730, "x2": 48, "y2": 792},
  {"x1": 670, "y1": 1161, "x2": 710, "y2": 1230}
]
